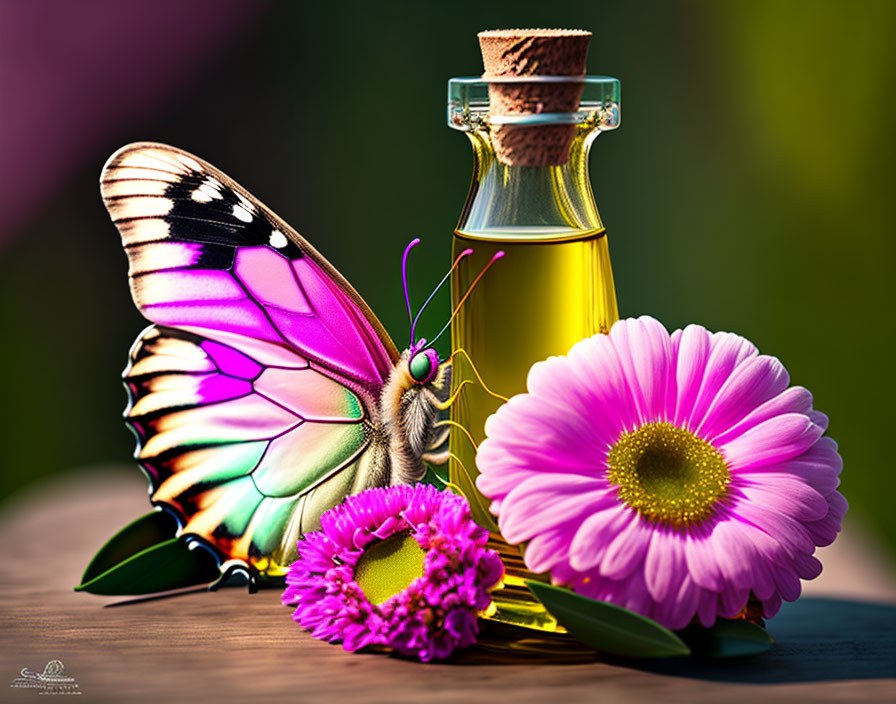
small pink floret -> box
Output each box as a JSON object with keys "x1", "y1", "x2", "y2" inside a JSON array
[{"x1": 282, "y1": 485, "x2": 503, "y2": 661}]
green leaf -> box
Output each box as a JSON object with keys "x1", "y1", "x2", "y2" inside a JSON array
[
  {"x1": 679, "y1": 618, "x2": 774, "y2": 658},
  {"x1": 526, "y1": 581, "x2": 691, "y2": 659},
  {"x1": 76, "y1": 511, "x2": 220, "y2": 595},
  {"x1": 75, "y1": 538, "x2": 220, "y2": 595},
  {"x1": 420, "y1": 462, "x2": 449, "y2": 488},
  {"x1": 80, "y1": 510, "x2": 179, "y2": 585}
]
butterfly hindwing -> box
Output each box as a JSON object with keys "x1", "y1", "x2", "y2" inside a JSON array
[{"x1": 102, "y1": 143, "x2": 399, "y2": 576}]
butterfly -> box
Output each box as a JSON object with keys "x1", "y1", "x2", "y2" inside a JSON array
[{"x1": 101, "y1": 142, "x2": 471, "y2": 584}]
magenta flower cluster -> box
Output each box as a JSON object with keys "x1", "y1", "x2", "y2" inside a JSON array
[{"x1": 282, "y1": 484, "x2": 504, "y2": 662}]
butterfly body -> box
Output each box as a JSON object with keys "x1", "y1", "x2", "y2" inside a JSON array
[
  {"x1": 104, "y1": 143, "x2": 450, "y2": 579},
  {"x1": 381, "y1": 349, "x2": 451, "y2": 484}
]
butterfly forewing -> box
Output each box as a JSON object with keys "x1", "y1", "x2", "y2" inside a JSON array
[
  {"x1": 103, "y1": 143, "x2": 399, "y2": 576},
  {"x1": 102, "y1": 143, "x2": 398, "y2": 390}
]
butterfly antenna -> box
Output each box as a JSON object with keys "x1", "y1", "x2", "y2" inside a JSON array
[
  {"x1": 401, "y1": 237, "x2": 421, "y2": 343},
  {"x1": 410, "y1": 248, "x2": 473, "y2": 347},
  {"x1": 428, "y1": 251, "x2": 504, "y2": 348}
]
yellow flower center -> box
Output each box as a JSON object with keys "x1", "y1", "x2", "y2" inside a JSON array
[
  {"x1": 606, "y1": 422, "x2": 730, "y2": 526},
  {"x1": 354, "y1": 531, "x2": 426, "y2": 605}
]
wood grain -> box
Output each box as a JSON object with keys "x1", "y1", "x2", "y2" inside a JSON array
[{"x1": 1, "y1": 468, "x2": 894, "y2": 703}]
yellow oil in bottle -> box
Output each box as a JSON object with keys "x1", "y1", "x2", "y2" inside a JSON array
[{"x1": 450, "y1": 226, "x2": 619, "y2": 631}]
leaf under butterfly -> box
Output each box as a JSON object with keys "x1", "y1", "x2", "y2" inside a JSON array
[
  {"x1": 76, "y1": 511, "x2": 219, "y2": 596},
  {"x1": 79, "y1": 510, "x2": 178, "y2": 584}
]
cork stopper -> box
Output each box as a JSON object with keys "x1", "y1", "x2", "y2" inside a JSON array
[{"x1": 479, "y1": 29, "x2": 591, "y2": 166}]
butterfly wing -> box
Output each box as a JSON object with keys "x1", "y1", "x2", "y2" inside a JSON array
[{"x1": 102, "y1": 142, "x2": 398, "y2": 576}]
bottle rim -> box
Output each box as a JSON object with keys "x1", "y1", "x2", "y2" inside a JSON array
[{"x1": 447, "y1": 76, "x2": 620, "y2": 132}]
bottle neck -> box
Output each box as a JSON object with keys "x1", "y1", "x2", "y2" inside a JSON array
[{"x1": 457, "y1": 124, "x2": 603, "y2": 240}]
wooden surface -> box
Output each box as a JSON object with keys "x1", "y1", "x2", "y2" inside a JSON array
[{"x1": 1, "y1": 467, "x2": 895, "y2": 703}]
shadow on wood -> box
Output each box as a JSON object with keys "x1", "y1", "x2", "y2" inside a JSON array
[{"x1": 639, "y1": 597, "x2": 896, "y2": 683}]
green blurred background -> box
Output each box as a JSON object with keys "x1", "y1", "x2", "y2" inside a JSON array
[{"x1": 1, "y1": 1, "x2": 894, "y2": 553}]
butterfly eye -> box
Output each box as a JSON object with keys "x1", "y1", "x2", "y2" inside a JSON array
[{"x1": 409, "y1": 349, "x2": 439, "y2": 384}]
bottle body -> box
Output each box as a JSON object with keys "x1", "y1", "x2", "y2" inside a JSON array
[
  {"x1": 446, "y1": 75, "x2": 621, "y2": 633},
  {"x1": 450, "y1": 229, "x2": 617, "y2": 630},
  {"x1": 450, "y1": 226, "x2": 618, "y2": 522}
]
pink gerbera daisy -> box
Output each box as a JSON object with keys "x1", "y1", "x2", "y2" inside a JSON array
[
  {"x1": 476, "y1": 316, "x2": 845, "y2": 630},
  {"x1": 282, "y1": 485, "x2": 503, "y2": 661}
]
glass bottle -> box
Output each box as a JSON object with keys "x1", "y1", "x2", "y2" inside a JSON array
[{"x1": 447, "y1": 76, "x2": 621, "y2": 632}]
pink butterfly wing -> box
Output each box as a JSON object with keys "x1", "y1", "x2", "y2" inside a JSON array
[{"x1": 102, "y1": 143, "x2": 398, "y2": 576}]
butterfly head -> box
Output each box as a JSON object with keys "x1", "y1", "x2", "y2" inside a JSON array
[{"x1": 408, "y1": 345, "x2": 441, "y2": 385}]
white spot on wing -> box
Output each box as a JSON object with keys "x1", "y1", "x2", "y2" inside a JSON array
[
  {"x1": 232, "y1": 204, "x2": 253, "y2": 223},
  {"x1": 118, "y1": 218, "x2": 170, "y2": 245},
  {"x1": 128, "y1": 241, "x2": 201, "y2": 274},
  {"x1": 236, "y1": 192, "x2": 255, "y2": 212},
  {"x1": 104, "y1": 166, "x2": 180, "y2": 183},
  {"x1": 202, "y1": 179, "x2": 223, "y2": 198},
  {"x1": 102, "y1": 178, "x2": 168, "y2": 198},
  {"x1": 109, "y1": 196, "x2": 173, "y2": 220},
  {"x1": 119, "y1": 152, "x2": 179, "y2": 172},
  {"x1": 192, "y1": 178, "x2": 223, "y2": 203},
  {"x1": 179, "y1": 155, "x2": 202, "y2": 171},
  {"x1": 269, "y1": 229, "x2": 288, "y2": 248}
]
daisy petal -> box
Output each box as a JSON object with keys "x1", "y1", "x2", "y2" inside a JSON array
[
  {"x1": 707, "y1": 519, "x2": 754, "y2": 590},
  {"x1": 673, "y1": 324, "x2": 712, "y2": 427},
  {"x1": 751, "y1": 559, "x2": 777, "y2": 601},
  {"x1": 697, "y1": 590, "x2": 719, "y2": 627},
  {"x1": 685, "y1": 331, "x2": 758, "y2": 432},
  {"x1": 524, "y1": 518, "x2": 582, "y2": 573},
  {"x1": 733, "y1": 500, "x2": 816, "y2": 556},
  {"x1": 608, "y1": 316, "x2": 674, "y2": 424},
  {"x1": 644, "y1": 528, "x2": 686, "y2": 602},
  {"x1": 527, "y1": 356, "x2": 616, "y2": 447},
  {"x1": 598, "y1": 514, "x2": 652, "y2": 580},
  {"x1": 804, "y1": 491, "x2": 847, "y2": 547},
  {"x1": 736, "y1": 479, "x2": 829, "y2": 522},
  {"x1": 808, "y1": 410, "x2": 829, "y2": 433},
  {"x1": 793, "y1": 552, "x2": 823, "y2": 580},
  {"x1": 500, "y1": 480, "x2": 614, "y2": 544},
  {"x1": 774, "y1": 565, "x2": 802, "y2": 602},
  {"x1": 736, "y1": 436, "x2": 842, "y2": 496},
  {"x1": 696, "y1": 355, "x2": 789, "y2": 441},
  {"x1": 720, "y1": 586, "x2": 750, "y2": 618},
  {"x1": 721, "y1": 413, "x2": 825, "y2": 469},
  {"x1": 567, "y1": 333, "x2": 641, "y2": 434},
  {"x1": 659, "y1": 575, "x2": 700, "y2": 630},
  {"x1": 763, "y1": 592, "x2": 783, "y2": 619},
  {"x1": 711, "y1": 385, "x2": 813, "y2": 446},
  {"x1": 568, "y1": 504, "x2": 631, "y2": 572}
]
